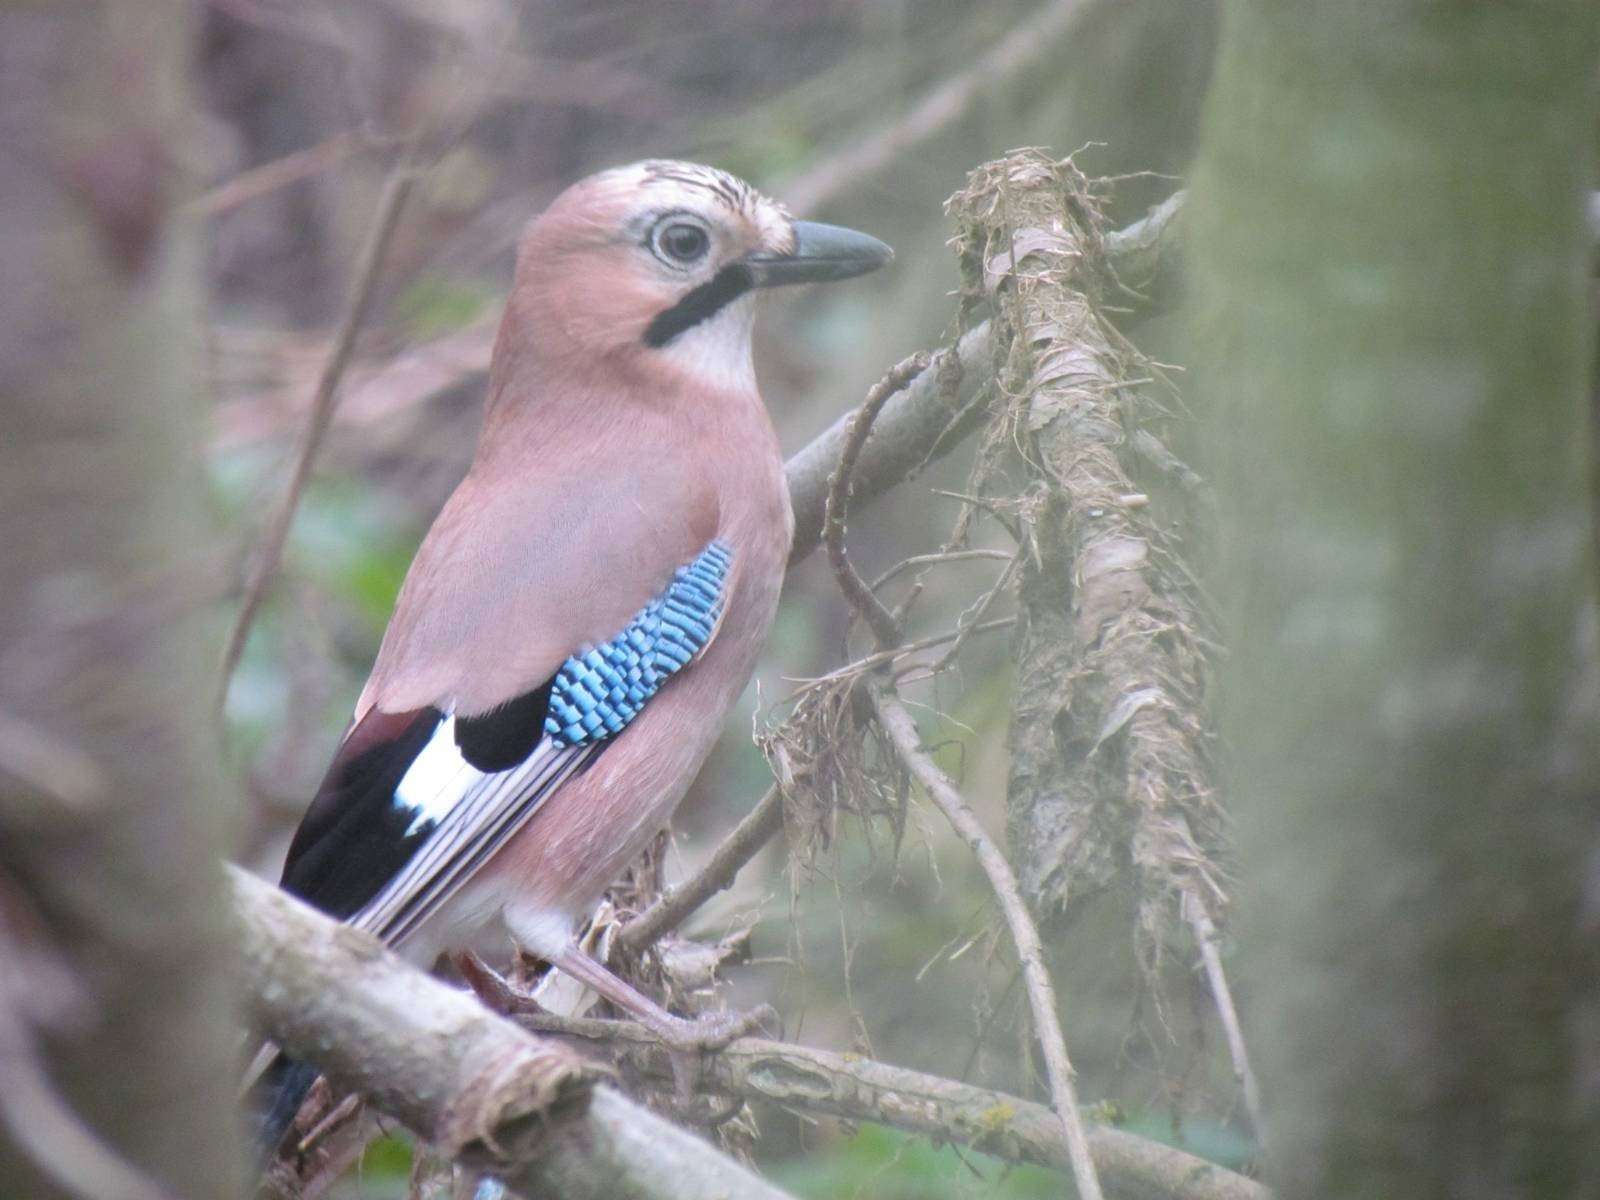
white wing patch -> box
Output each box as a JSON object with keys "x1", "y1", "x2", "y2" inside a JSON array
[
  {"x1": 356, "y1": 720, "x2": 596, "y2": 948},
  {"x1": 350, "y1": 539, "x2": 735, "y2": 952},
  {"x1": 392, "y1": 714, "x2": 484, "y2": 836}
]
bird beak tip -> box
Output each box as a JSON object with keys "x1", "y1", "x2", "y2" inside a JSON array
[{"x1": 746, "y1": 220, "x2": 894, "y2": 288}]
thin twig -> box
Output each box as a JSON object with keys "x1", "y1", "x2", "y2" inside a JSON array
[
  {"x1": 617, "y1": 787, "x2": 784, "y2": 957},
  {"x1": 868, "y1": 548, "x2": 1013, "y2": 593},
  {"x1": 779, "y1": 0, "x2": 1097, "y2": 213},
  {"x1": 1130, "y1": 428, "x2": 1209, "y2": 498},
  {"x1": 873, "y1": 688, "x2": 1105, "y2": 1200},
  {"x1": 217, "y1": 149, "x2": 419, "y2": 702},
  {"x1": 790, "y1": 619, "x2": 1014, "y2": 696},
  {"x1": 823, "y1": 352, "x2": 932, "y2": 648},
  {"x1": 616, "y1": 612, "x2": 1017, "y2": 956},
  {"x1": 928, "y1": 556, "x2": 1019, "y2": 676},
  {"x1": 297, "y1": 1091, "x2": 365, "y2": 1155},
  {"x1": 616, "y1": 625, "x2": 1020, "y2": 969},
  {"x1": 188, "y1": 131, "x2": 364, "y2": 218},
  {"x1": 0, "y1": 935, "x2": 179, "y2": 1200},
  {"x1": 819, "y1": 324, "x2": 1102, "y2": 1198},
  {"x1": 518, "y1": 1013, "x2": 1265, "y2": 1200},
  {"x1": 1182, "y1": 889, "x2": 1264, "y2": 1139},
  {"x1": 887, "y1": 351, "x2": 973, "y2": 628}
]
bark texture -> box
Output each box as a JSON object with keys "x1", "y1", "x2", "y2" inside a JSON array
[
  {"x1": 524, "y1": 1013, "x2": 1268, "y2": 1200},
  {"x1": 1190, "y1": 3, "x2": 1600, "y2": 1195},
  {"x1": 948, "y1": 155, "x2": 1219, "y2": 960},
  {"x1": 0, "y1": 3, "x2": 240, "y2": 1196},
  {"x1": 231, "y1": 870, "x2": 795, "y2": 1200}
]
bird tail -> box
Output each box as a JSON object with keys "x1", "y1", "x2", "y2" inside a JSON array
[{"x1": 248, "y1": 1053, "x2": 322, "y2": 1171}]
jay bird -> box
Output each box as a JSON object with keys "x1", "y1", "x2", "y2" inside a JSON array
[{"x1": 253, "y1": 160, "x2": 891, "y2": 1157}]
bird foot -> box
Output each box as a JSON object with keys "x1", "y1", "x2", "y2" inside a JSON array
[
  {"x1": 461, "y1": 947, "x2": 771, "y2": 1106},
  {"x1": 648, "y1": 1004, "x2": 775, "y2": 1107},
  {"x1": 652, "y1": 1003, "x2": 774, "y2": 1054}
]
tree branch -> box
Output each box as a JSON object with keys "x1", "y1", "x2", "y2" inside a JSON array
[
  {"x1": 230, "y1": 867, "x2": 798, "y2": 1200},
  {"x1": 812, "y1": 239, "x2": 1103, "y2": 1198},
  {"x1": 873, "y1": 687, "x2": 1107, "y2": 1200},
  {"x1": 217, "y1": 149, "x2": 418, "y2": 702},
  {"x1": 231, "y1": 861, "x2": 1263, "y2": 1200},
  {"x1": 778, "y1": 0, "x2": 1102, "y2": 214},
  {"x1": 950, "y1": 151, "x2": 1223, "y2": 964},
  {"x1": 822, "y1": 351, "x2": 932, "y2": 646},
  {"x1": 1182, "y1": 889, "x2": 1263, "y2": 1138},
  {"x1": 616, "y1": 786, "x2": 783, "y2": 958},
  {"x1": 786, "y1": 323, "x2": 994, "y2": 565},
  {"x1": 521, "y1": 1011, "x2": 1269, "y2": 1200}
]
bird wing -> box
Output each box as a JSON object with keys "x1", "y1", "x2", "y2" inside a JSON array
[
  {"x1": 280, "y1": 450, "x2": 729, "y2": 948},
  {"x1": 356, "y1": 442, "x2": 720, "y2": 720}
]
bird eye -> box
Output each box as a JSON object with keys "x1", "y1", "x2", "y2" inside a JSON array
[{"x1": 652, "y1": 220, "x2": 710, "y2": 265}]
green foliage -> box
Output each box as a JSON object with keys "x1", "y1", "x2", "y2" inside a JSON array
[
  {"x1": 286, "y1": 475, "x2": 416, "y2": 632},
  {"x1": 393, "y1": 273, "x2": 496, "y2": 341},
  {"x1": 1115, "y1": 1111, "x2": 1256, "y2": 1175},
  {"x1": 352, "y1": 1134, "x2": 414, "y2": 1196},
  {"x1": 771, "y1": 1124, "x2": 1058, "y2": 1200},
  {"x1": 214, "y1": 451, "x2": 418, "y2": 756}
]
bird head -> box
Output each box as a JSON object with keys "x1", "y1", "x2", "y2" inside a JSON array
[{"x1": 506, "y1": 160, "x2": 893, "y2": 392}]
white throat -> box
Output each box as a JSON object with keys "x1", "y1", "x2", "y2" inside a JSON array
[{"x1": 656, "y1": 294, "x2": 758, "y2": 394}]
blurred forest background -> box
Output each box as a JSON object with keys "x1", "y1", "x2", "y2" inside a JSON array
[
  {"x1": 4, "y1": 0, "x2": 1597, "y2": 1198},
  {"x1": 208, "y1": 2, "x2": 1221, "y2": 1194}
]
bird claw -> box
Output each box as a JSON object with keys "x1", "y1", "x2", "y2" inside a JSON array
[
  {"x1": 655, "y1": 1003, "x2": 774, "y2": 1053},
  {"x1": 459, "y1": 949, "x2": 771, "y2": 1108},
  {"x1": 652, "y1": 1004, "x2": 774, "y2": 1106}
]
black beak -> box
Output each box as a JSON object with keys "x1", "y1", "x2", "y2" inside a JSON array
[{"x1": 744, "y1": 220, "x2": 894, "y2": 288}]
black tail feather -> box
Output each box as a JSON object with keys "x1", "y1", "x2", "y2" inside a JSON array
[{"x1": 250, "y1": 1054, "x2": 322, "y2": 1172}]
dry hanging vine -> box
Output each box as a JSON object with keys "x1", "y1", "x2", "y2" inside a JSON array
[
  {"x1": 759, "y1": 150, "x2": 1242, "y2": 1131},
  {"x1": 946, "y1": 151, "x2": 1225, "y2": 971}
]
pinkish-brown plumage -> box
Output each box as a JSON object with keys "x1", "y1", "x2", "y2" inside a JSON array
[{"x1": 264, "y1": 162, "x2": 888, "y2": 1137}]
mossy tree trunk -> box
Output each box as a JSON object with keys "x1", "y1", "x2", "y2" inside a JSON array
[
  {"x1": 1190, "y1": 3, "x2": 1599, "y2": 1196},
  {"x1": 0, "y1": 3, "x2": 240, "y2": 1196}
]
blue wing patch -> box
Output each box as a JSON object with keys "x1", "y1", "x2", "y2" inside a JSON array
[{"x1": 545, "y1": 539, "x2": 732, "y2": 744}]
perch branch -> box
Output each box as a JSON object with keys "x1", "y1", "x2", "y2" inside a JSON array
[
  {"x1": 521, "y1": 1011, "x2": 1268, "y2": 1200},
  {"x1": 230, "y1": 864, "x2": 1264, "y2": 1200},
  {"x1": 230, "y1": 867, "x2": 798, "y2": 1200},
  {"x1": 217, "y1": 149, "x2": 418, "y2": 701}
]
